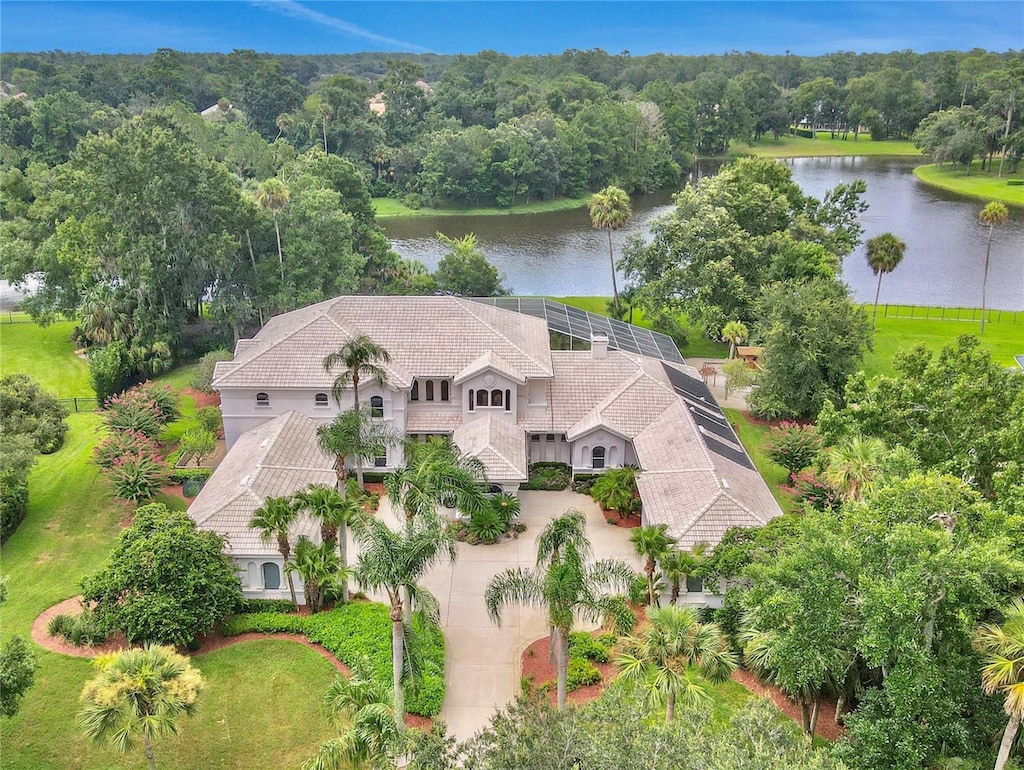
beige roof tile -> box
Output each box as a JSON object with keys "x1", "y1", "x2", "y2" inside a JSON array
[
  {"x1": 453, "y1": 415, "x2": 528, "y2": 482},
  {"x1": 406, "y1": 412, "x2": 463, "y2": 432},
  {"x1": 454, "y1": 350, "x2": 527, "y2": 385}
]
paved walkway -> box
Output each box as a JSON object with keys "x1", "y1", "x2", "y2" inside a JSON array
[
  {"x1": 375, "y1": 490, "x2": 641, "y2": 741},
  {"x1": 684, "y1": 357, "x2": 753, "y2": 410}
]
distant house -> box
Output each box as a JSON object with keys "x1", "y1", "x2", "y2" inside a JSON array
[
  {"x1": 190, "y1": 296, "x2": 781, "y2": 603},
  {"x1": 736, "y1": 346, "x2": 764, "y2": 369},
  {"x1": 367, "y1": 79, "x2": 431, "y2": 116},
  {"x1": 199, "y1": 100, "x2": 242, "y2": 122}
]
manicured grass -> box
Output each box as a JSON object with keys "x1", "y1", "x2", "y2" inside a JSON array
[
  {"x1": 374, "y1": 195, "x2": 589, "y2": 218},
  {"x1": 730, "y1": 131, "x2": 920, "y2": 159},
  {"x1": 0, "y1": 317, "x2": 93, "y2": 397},
  {"x1": 913, "y1": 162, "x2": 1024, "y2": 207},
  {"x1": 1, "y1": 641, "x2": 339, "y2": 770},
  {"x1": 724, "y1": 408, "x2": 792, "y2": 512}
]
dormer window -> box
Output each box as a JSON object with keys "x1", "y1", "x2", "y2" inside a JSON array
[
  {"x1": 314, "y1": 393, "x2": 329, "y2": 407},
  {"x1": 411, "y1": 381, "x2": 419, "y2": 401},
  {"x1": 256, "y1": 392, "x2": 270, "y2": 407},
  {"x1": 370, "y1": 395, "x2": 384, "y2": 418}
]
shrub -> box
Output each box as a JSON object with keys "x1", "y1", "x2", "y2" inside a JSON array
[
  {"x1": 628, "y1": 573, "x2": 649, "y2": 605},
  {"x1": 180, "y1": 428, "x2": 217, "y2": 467},
  {"x1": 590, "y1": 467, "x2": 639, "y2": 518},
  {"x1": 103, "y1": 390, "x2": 163, "y2": 438},
  {"x1": 93, "y1": 430, "x2": 161, "y2": 470},
  {"x1": 466, "y1": 507, "x2": 506, "y2": 541},
  {"x1": 196, "y1": 406, "x2": 222, "y2": 435},
  {"x1": 568, "y1": 631, "x2": 612, "y2": 663},
  {"x1": 763, "y1": 421, "x2": 823, "y2": 475},
  {"x1": 47, "y1": 610, "x2": 106, "y2": 646},
  {"x1": 136, "y1": 383, "x2": 180, "y2": 423},
  {"x1": 167, "y1": 467, "x2": 214, "y2": 484},
  {"x1": 190, "y1": 349, "x2": 232, "y2": 393},
  {"x1": 792, "y1": 127, "x2": 815, "y2": 139},
  {"x1": 221, "y1": 612, "x2": 308, "y2": 636},
  {"x1": 0, "y1": 433, "x2": 35, "y2": 542},
  {"x1": 784, "y1": 469, "x2": 842, "y2": 512},
  {"x1": 571, "y1": 474, "x2": 599, "y2": 495},
  {"x1": 491, "y1": 493, "x2": 520, "y2": 526},
  {"x1": 181, "y1": 477, "x2": 205, "y2": 498},
  {"x1": 107, "y1": 453, "x2": 168, "y2": 503},
  {"x1": 88, "y1": 341, "x2": 135, "y2": 403},
  {"x1": 566, "y1": 657, "x2": 601, "y2": 691},
  {"x1": 1006, "y1": 179, "x2": 1023, "y2": 186},
  {"x1": 402, "y1": 192, "x2": 423, "y2": 210},
  {"x1": 522, "y1": 462, "x2": 571, "y2": 491},
  {"x1": 0, "y1": 374, "x2": 69, "y2": 454}
]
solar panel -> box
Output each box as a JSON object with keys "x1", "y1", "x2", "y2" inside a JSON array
[
  {"x1": 691, "y1": 410, "x2": 740, "y2": 444},
  {"x1": 662, "y1": 364, "x2": 720, "y2": 410},
  {"x1": 703, "y1": 434, "x2": 756, "y2": 470}
]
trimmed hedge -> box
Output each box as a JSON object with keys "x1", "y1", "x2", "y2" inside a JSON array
[
  {"x1": 220, "y1": 602, "x2": 446, "y2": 716},
  {"x1": 568, "y1": 631, "x2": 615, "y2": 664},
  {"x1": 791, "y1": 127, "x2": 815, "y2": 139},
  {"x1": 237, "y1": 598, "x2": 297, "y2": 614},
  {"x1": 521, "y1": 462, "x2": 571, "y2": 491},
  {"x1": 567, "y1": 657, "x2": 602, "y2": 691}
]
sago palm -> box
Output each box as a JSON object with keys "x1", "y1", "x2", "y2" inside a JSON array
[
  {"x1": 78, "y1": 644, "x2": 203, "y2": 770},
  {"x1": 615, "y1": 605, "x2": 737, "y2": 723},
  {"x1": 322, "y1": 334, "x2": 392, "y2": 410},
  {"x1": 864, "y1": 232, "x2": 906, "y2": 328},
  {"x1": 630, "y1": 524, "x2": 678, "y2": 606},
  {"x1": 295, "y1": 483, "x2": 363, "y2": 602},
  {"x1": 978, "y1": 202, "x2": 1009, "y2": 334},
  {"x1": 588, "y1": 185, "x2": 633, "y2": 314},
  {"x1": 249, "y1": 495, "x2": 300, "y2": 610},
  {"x1": 590, "y1": 466, "x2": 638, "y2": 520},
  {"x1": 974, "y1": 596, "x2": 1024, "y2": 770}
]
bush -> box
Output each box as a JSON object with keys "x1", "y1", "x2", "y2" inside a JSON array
[
  {"x1": 522, "y1": 462, "x2": 571, "y2": 491},
  {"x1": 46, "y1": 611, "x2": 106, "y2": 646},
  {"x1": 566, "y1": 657, "x2": 602, "y2": 691},
  {"x1": 108, "y1": 453, "x2": 168, "y2": 503},
  {"x1": 784, "y1": 469, "x2": 842, "y2": 512},
  {"x1": 762, "y1": 421, "x2": 823, "y2": 475},
  {"x1": 88, "y1": 341, "x2": 135, "y2": 403},
  {"x1": 237, "y1": 598, "x2": 297, "y2": 615},
  {"x1": 590, "y1": 467, "x2": 639, "y2": 517},
  {"x1": 136, "y1": 382, "x2": 180, "y2": 423},
  {"x1": 568, "y1": 631, "x2": 613, "y2": 663},
  {"x1": 190, "y1": 349, "x2": 233, "y2": 393},
  {"x1": 103, "y1": 389, "x2": 163, "y2": 438},
  {"x1": 466, "y1": 507, "x2": 506, "y2": 541},
  {"x1": 571, "y1": 474, "x2": 599, "y2": 495},
  {"x1": 93, "y1": 430, "x2": 162, "y2": 470},
  {"x1": 1006, "y1": 179, "x2": 1023, "y2": 186},
  {"x1": 167, "y1": 467, "x2": 214, "y2": 483},
  {"x1": 0, "y1": 433, "x2": 35, "y2": 542},
  {"x1": 221, "y1": 612, "x2": 308, "y2": 636},
  {"x1": 792, "y1": 127, "x2": 815, "y2": 139},
  {"x1": 196, "y1": 406, "x2": 222, "y2": 434},
  {"x1": 628, "y1": 573, "x2": 649, "y2": 605},
  {"x1": 402, "y1": 192, "x2": 423, "y2": 210},
  {"x1": 181, "y1": 477, "x2": 205, "y2": 498},
  {"x1": 0, "y1": 374, "x2": 69, "y2": 454}
]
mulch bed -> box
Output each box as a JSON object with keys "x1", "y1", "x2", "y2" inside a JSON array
[
  {"x1": 602, "y1": 509, "x2": 642, "y2": 529},
  {"x1": 183, "y1": 388, "x2": 221, "y2": 409}
]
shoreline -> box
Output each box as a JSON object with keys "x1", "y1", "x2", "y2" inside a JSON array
[{"x1": 912, "y1": 163, "x2": 1024, "y2": 207}]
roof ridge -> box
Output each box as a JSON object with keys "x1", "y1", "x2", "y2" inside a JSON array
[
  {"x1": 481, "y1": 415, "x2": 522, "y2": 472},
  {"x1": 671, "y1": 489, "x2": 729, "y2": 541},
  {"x1": 190, "y1": 488, "x2": 249, "y2": 526},
  {"x1": 454, "y1": 298, "x2": 553, "y2": 376}
]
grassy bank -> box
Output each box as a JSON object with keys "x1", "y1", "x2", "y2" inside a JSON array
[
  {"x1": 0, "y1": 316, "x2": 93, "y2": 396},
  {"x1": 730, "y1": 131, "x2": 920, "y2": 159},
  {"x1": 374, "y1": 195, "x2": 589, "y2": 219},
  {"x1": 913, "y1": 162, "x2": 1024, "y2": 207}
]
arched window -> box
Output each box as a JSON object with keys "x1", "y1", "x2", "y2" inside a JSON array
[
  {"x1": 256, "y1": 392, "x2": 270, "y2": 407},
  {"x1": 440, "y1": 380, "x2": 450, "y2": 402},
  {"x1": 261, "y1": 562, "x2": 281, "y2": 590},
  {"x1": 425, "y1": 380, "x2": 435, "y2": 401},
  {"x1": 411, "y1": 381, "x2": 419, "y2": 401},
  {"x1": 314, "y1": 392, "x2": 329, "y2": 407},
  {"x1": 468, "y1": 389, "x2": 475, "y2": 411},
  {"x1": 491, "y1": 389, "x2": 503, "y2": 407},
  {"x1": 592, "y1": 446, "x2": 606, "y2": 469},
  {"x1": 370, "y1": 395, "x2": 384, "y2": 418},
  {"x1": 476, "y1": 390, "x2": 488, "y2": 407},
  {"x1": 505, "y1": 389, "x2": 511, "y2": 411}
]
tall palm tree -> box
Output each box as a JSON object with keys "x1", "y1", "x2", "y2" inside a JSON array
[
  {"x1": 720, "y1": 320, "x2": 749, "y2": 360},
  {"x1": 865, "y1": 233, "x2": 906, "y2": 328},
  {"x1": 823, "y1": 435, "x2": 886, "y2": 502},
  {"x1": 254, "y1": 178, "x2": 290, "y2": 283},
  {"x1": 304, "y1": 659, "x2": 403, "y2": 770},
  {"x1": 322, "y1": 334, "x2": 392, "y2": 411},
  {"x1": 249, "y1": 495, "x2": 300, "y2": 610},
  {"x1": 78, "y1": 644, "x2": 203, "y2": 770},
  {"x1": 295, "y1": 483, "x2": 363, "y2": 603},
  {"x1": 353, "y1": 514, "x2": 456, "y2": 732},
  {"x1": 317, "y1": 405, "x2": 399, "y2": 491},
  {"x1": 287, "y1": 536, "x2": 344, "y2": 613},
  {"x1": 630, "y1": 524, "x2": 678, "y2": 606},
  {"x1": 485, "y1": 511, "x2": 634, "y2": 710},
  {"x1": 588, "y1": 185, "x2": 633, "y2": 314},
  {"x1": 974, "y1": 596, "x2": 1024, "y2": 770},
  {"x1": 979, "y1": 202, "x2": 1009, "y2": 334},
  {"x1": 615, "y1": 605, "x2": 737, "y2": 723}
]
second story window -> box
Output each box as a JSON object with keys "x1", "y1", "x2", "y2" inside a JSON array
[
  {"x1": 256, "y1": 392, "x2": 270, "y2": 407},
  {"x1": 440, "y1": 380, "x2": 450, "y2": 402},
  {"x1": 425, "y1": 380, "x2": 435, "y2": 401},
  {"x1": 370, "y1": 395, "x2": 384, "y2": 418},
  {"x1": 411, "y1": 381, "x2": 419, "y2": 401},
  {"x1": 314, "y1": 393, "x2": 329, "y2": 407}
]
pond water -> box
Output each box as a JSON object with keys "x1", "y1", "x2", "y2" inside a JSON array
[{"x1": 384, "y1": 156, "x2": 1024, "y2": 310}]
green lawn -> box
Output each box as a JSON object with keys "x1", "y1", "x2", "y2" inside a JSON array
[
  {"x1": 730, "y1": 131, "x2": 920, "y2": 159},
  {"x1": 374, "y1": 195, "x2": 589, "y2": 218},
  {"x1": 913, "y1": 162, "x2": 1024, "y2": 207},
  {"x1": 725, "y1": 408, "x2": 792, "y2": 511},
  {"x1": 0, "y1": 317, "x2": 93, "y2": 397},
  {"x1": 1, "y1": 641, "x2": 340, "y2": 770}
]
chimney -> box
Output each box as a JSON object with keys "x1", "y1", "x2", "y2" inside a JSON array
[{"x1": 592, "y1": 334, "x2": 608, "y2": 360}]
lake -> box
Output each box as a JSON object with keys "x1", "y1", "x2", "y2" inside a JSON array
[{"x1": 383, "y1": 157, "x2": 1024, "y2": 311}]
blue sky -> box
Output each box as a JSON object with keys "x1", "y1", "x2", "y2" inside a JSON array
[{"x1": 2, "y1": 1, "x2": 1022, "y2": 56}]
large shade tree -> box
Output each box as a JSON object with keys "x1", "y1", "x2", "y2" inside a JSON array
[
  {"x1": 864, "y1": 232, "x2": 906, "y2": 328},
  {"x1": 249, "y1": 495, "x2": 300, "y2": 610},
  {"x1": 974, "y1": 596, "x2": 1024, "y2": 770},
  {"x1": 588, "y1": 185, "x2": 633, "y2": 314},
  {"x1": 978, "y1": 201, "x2": 1009, "y2": 334}
]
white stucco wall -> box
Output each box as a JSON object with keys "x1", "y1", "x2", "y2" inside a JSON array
[
  {"x1": 571, "y1": 428, "x2": 628, "y2": 471},
  {"x1": 459, "y1": 370, "x2": 519, "y2": 423}
]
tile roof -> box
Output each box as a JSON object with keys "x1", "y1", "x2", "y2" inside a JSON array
[
  {"x1": 453, "y1": 415, "x2": 528, "y2": 482},
  {"x1": 406, "y1": 411, "x2": 464, "y2": 432},
  {"x1": 454, "y1": 350, "x2": 527, "y2": 385},
  {"x1": 187, "y1": 411, "x2": 332, "y2": 555}
]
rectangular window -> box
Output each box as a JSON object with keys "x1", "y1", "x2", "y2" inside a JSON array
[
  {"x1": 374, "y1": 453, "x2": 387, "y2": 467},
  {"x1": 256, "y1": 392, "x2": 270, "y2": 407},
  {"x1": 530, "y1": 434, "x2": 540, "y2": 442}
]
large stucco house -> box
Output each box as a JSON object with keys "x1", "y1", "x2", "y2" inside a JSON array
[{"x1": 187, "y1": 296, "x2": 781, "y2": 603}]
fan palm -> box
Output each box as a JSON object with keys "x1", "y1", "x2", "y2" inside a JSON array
[
  {"x1": 295, "y1": 484, "x2": 363, "y2": 603},
  {"x1": 254, "y1": 178, "x2": 290, "y2": 282},
  {"x1": 720, "y1": 320, "x2": 749, "y2": 360},
  {"x1": 249, "y1": 495, "x2": 300, "y2": 610},
  {"x1": 823, "y1": 435, "x2": 886, "y2": 502},
  {"x1": 615, "y1": 605, "x2": 737, "y2": 723},
  {"x1": 588, "y1": 185, "x2": 633, "y2": 314},
  {"x1": 286, "y1": 536, "x2": 345, "y2": 613},
  {"x1": 978, "y1": 202, "x2": 1009, "y2": 334},
  {"x1": 322, "y1": 334, "x2": 392, "y2": 410},
  {"x1": 353, "y1": 514, "x2": 456, "y2": 732},
  {"x1": 865, "y1": 233, "x2": 906, "y2": 328},
  {"x1": 77, "y1": 644, "x2": 203, "y2": 770},
  {"x1": 974, "y1": 596, "x2": 1024, "y2": 770},
  {"x1": 485, "y1": 511, "x2": 634, "y2": 710},
  {"x1": 631, "y1": 524, "x2": 678, "y2": 606}
]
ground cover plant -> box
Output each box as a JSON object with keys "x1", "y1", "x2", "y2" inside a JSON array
[{"x1": 521, "y1": 461, "x2": 571, "y2": 491}]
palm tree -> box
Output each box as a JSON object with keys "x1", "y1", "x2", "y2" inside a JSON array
[
  {"x1": 588, "y1": 185, "x2": 633, "y2": 314},
  {"x1": 485, "y1": 511, "x2": 634, "y2": 709},
  {"x1": 275, "y1": 112, "x2": 294, "y2": 141},
  {"x1": 254, "y1": 178, "x2": 290, "y2": 283},
  {"x1": 630, "y1": 524, "x2": 678, "y2": 606},
  {"x1": 720, "y1": 320, "x2": 749, "y2": 360},
  {"x1": 295, "y1": 484, "x2": 363, "y2": 603},
  {"x1": 287, "y1": 536, "x2": 344, "y2": 613},
  {"x1": 322, "y1": 334, "x2": 392, "y2": 411},
  {"x1": 865, "y1": 233, "x2": 906, "y2": 328},
  {"x1": 659, "y1": 543, "x2": 707, "y2": 605},
  {"x1": 317, "y1": 405, "x2": 399, "y2": 491},
  {"x1": 590, "y1": 466, "x2": 638, "y2": 520},
  {"x1": 304, "y1": 659, "x2": 403, "y2": 770},
  {"x1": 979, "y1": 202, "x2": 1009, "y2": 334},
  {"x1": 78, "y1": 644, "x2": 203, "y2": 770},
  {"x1": 353, "y1": 514, "x2": 456, "y2": 732},
  {"x1": 974, "y1": 596, "x2": 1024, "y2": 770},
  {"x1": 822, "y1": 435, "x2": 886, "y2": 502},
  {"x1": 615, "y1": 605, "x2": 737, "y2": 723},
  {"x1": 249, "y1": 495, "x2": 300, "y2": 610}
]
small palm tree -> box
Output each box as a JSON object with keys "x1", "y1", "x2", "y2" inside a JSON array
[
  {"x1": 588, "y1": 185, "x2": 633, "y2": 314},
  {"x1": 630, "y1": 524, "x2": 678, "y2": 606},
  {"x1": 304, "y1": 659, "x2": 403, "y2": 770},
  {"x1": 323, "y1": 334, "x2": 392, "y2": 412},
  {"x1": 865, "y1": 233, "x2": 906, "y2": 328},
  {"x1": 78, "y1": 644, "x2": 203, "y2": 770},
  {"x1": 353, "y1": 514, "x2": 456, "y2": 732},
  {"x1": 590, "y1": 466, "x2": 638, "y2": 520},
  {"x1": 616, "y1": 605, "x2": 737, "y2": 723},
  {"x1": 254, "y1": 178, "x2": 290, "y2": 282},
  {"x1": 287, "y1": 536, "x2": 344, "y2": 613},
  {"x1": 659, "y1": 544, "x2": 707, "y2": 605},
  {"x1": 295, "y1": 484, "x2": 363, "y2": 603},
  {"x1": 485, "y1": 511, "x2": 634, "y2": 709},
  {"x1": 720, "y1": 320, "x2": 749, "y2": 360},
  {"x1": 822, "y1": 435, "x2": 886, "y2": 502},
  {"x1": 386, "y1": 438, "x2": 487, "y2": 532},
  {"x1": 974, "y1": 596, "x2": 1024, "y2": 770},
  {"x1": 979, "y1": 202, "x2": 1009, "y2": 334},
  {"x1": 317, "y1": 405, "x2": 399, "y2": 491},
  {"x1": 249, "y1": 495, "x2": 300, "y2": 610}
]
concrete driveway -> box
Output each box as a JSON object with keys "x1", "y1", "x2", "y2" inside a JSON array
[{"x1": 375, "y1": 490, "x2": 642, "y2": 741}]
